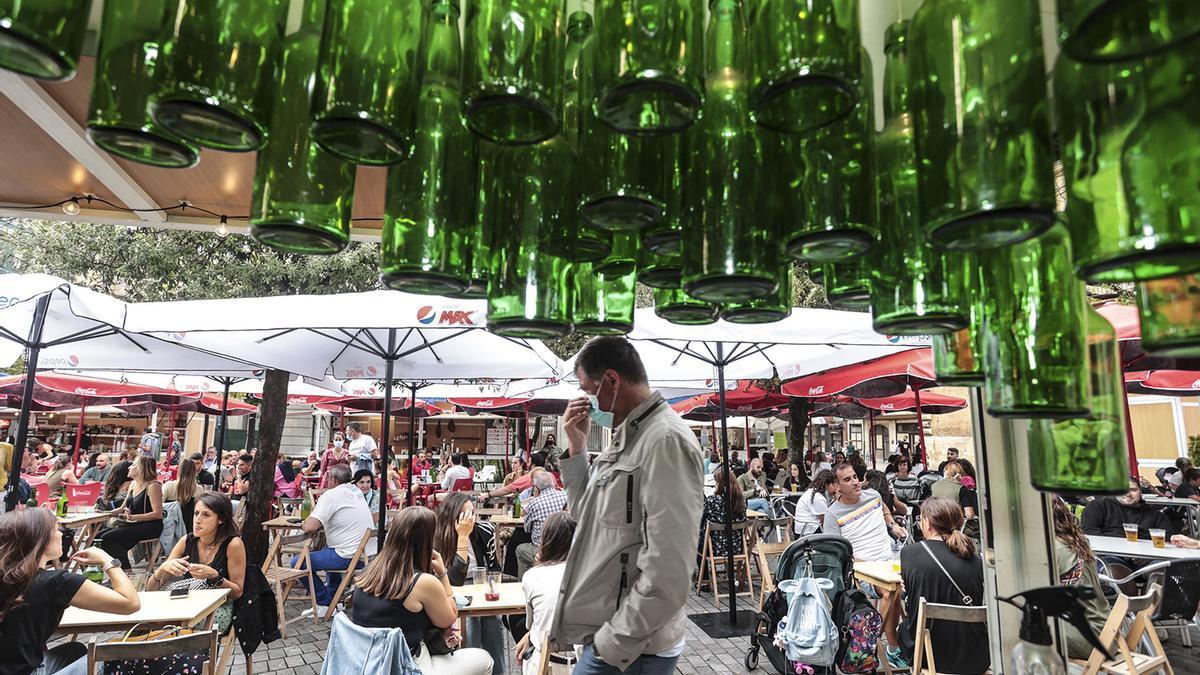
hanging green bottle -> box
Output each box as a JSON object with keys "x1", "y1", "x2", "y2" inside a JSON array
[
  {"x1": 1054, "y1": 55, "x2": 1145, "y2": 283},
  {"x1": 1120, "y1": 48, "x2": 1200, "y2": 280},
  {"x1": 746, "y1": 0, "x2": 862, "y2": 134},
  {"x1": 982, "y1": 224, "x2": 1088, "y2": 418},
  {"x1": 0, "y1": 0, "x2": 91, "y2": 80},
  {"x1": 592, "y1": 231, "x2": 638, "y2": 276},
  {"x1": 722, "y1": 267, "x2": 792, "y2": 324},
  {"x1": 654, "y1": 287, "x2": 719, "y2": 325},
  {"x1": 1136, "y1": 274, "x2": 1200, "y2": 357},
  {"x1": 641, "y1": 133, "x2": 687, "y2": 255},
  {"x1": 681, "y1": 0, "x2": 777, "y2": 304},
  {"x1": 870, "y1": 21, "x2": 963, "y2": 335},
  {"x1": 311, "y1": 0, "x2": 422, "y2": 165},
  {"x1": 1057, "y1": 0, "x2": 1200, "y2": 63},
  {"x1": 574, "y1": 264, "x2": 635, "y2": 335},
  {"x1": 1027, "y1": 301, "x2": 1129, "y2": 495},
  {"x1": 380, "y1": 0, "x2": 473, "y2": 293},
  {"x1": 452, "y1": 142, "x2": 491, "y2": 299},
  {"x1": 250, "y1": 0, "x2": 356, "y2": 255},
  {"x1": 580, "y1": 129, "x2": 675, "y2": 232},
  {"x1": 485, "y1": 139, "x2": 574, "y2": 338},
  {"x1": 87, "y1": 0, "x2": 199, "y2": 168},
  {"x1": 824, "y1": 260, "x2": 870, "y2": 310},
  {"x1": 932, "y1": 252, "x2": 986, "y2": 386},
  {"x1": 638, "y1": 246, "x2": 682, "y2": 289},
  {"x1": 909, "y1": 0, "x2": 1055, "y2": 251},
  {"x1": 463, "y1": 0, "x2": 564, "y2": 145},
  {"x1": 591, "y1": 0, "x2": 704, "y2": 135},
  {"x1": 151, "y1": 0, "x2": 288, "y2": 152}
]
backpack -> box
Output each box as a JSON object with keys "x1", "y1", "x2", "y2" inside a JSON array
[
  {"x1": 890, "y1": 475, "x2": 923, "y2": 505},
  {"x1": 832, "y1": 588, "x2": 883, "y2": 673},
  {"x1": 774, "y1": 577, "x2": 839, "y2": 667}
]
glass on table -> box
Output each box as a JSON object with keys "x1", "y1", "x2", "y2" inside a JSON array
[
  {"x1": 1122, "y1": 522, "x2": 1138, "y2": 542},
  {"x1": 1150, "y1": 528, "x2": 1166, "y2": 548},
  {"x1": 484, "y1": 571, "x2": 501, "y2": 601}
]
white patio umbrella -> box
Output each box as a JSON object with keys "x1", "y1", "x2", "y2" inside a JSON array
[{"x1": 124, "y1": 290, "x2": 565, "y2": 545}]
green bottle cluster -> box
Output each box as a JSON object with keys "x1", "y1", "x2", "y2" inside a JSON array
[
  {"x1": 823, "y1": 260, "x2": 871, "y2": 311},
  {"x1": 574, "y1": 264, "x2": 635, "y2": 335},
  {"x1": 932, "y1": 252, "x2": 986, "y2": 386},
  {"x1": 0, "y1": 0, "x2": 92, "y2": 80}
]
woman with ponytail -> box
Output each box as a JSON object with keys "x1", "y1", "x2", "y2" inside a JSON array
[
  {"x1": 897, "y1": 497, "x2": 990, "y2": 674},
  {"x1": 1051, "y1": 497, "x2": 1109, "y2": 658}
]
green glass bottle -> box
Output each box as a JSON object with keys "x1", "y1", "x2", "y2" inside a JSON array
[
  {"x1": 592, "y1": 231, "x2": 638, "y2": 276},
  {"x1": 1027, "y1": 301, "x2": 1129, "y2": 495},
  {"x1": 654, "y1": 287, "x2": 719, "y2": 325},
  {"x1": 824, "y1": 260, "x2": 871, "y2": 310},
  {"x1": 1054, "y1": 55, "x2": 1145, "y2": 282},
  {"x1": 485, "y1": 139, "x2": 574, "y2": 338},
  {"x1": 592, "y1": 0, "x2": 704, "y2": 135},
  {"x1": 1136, "y1": 274, "x2": 1200, "y2": 357},
  {"x1": 453, "y1": 144, "x2": 490, "y2": 299},
  {"x1": 87, "y1": 0, "x2": 199, "y2": 168},
  {"x1": 463, "y1": 0, "x2": 564, "y2": 145},
  {"x1": 870, "y1": 22, "x2": 963, "y2": 335},
  {"x1": 982, "y1": 224, "x2": 1089, "y2": 418},
  {"x1": 311, "y1": 0, "x2": 422, "y2": 165},
  {"x1": 152, "y1": 0, "x2": 288, "y2": 152},
  {"x1": 933, "y1": 252, "x2": 986, "y2": 386},
  {"x1": 250, "y1": 0, "x2": 356, "y2": 255},
  {"x1": 580, "y1": 129, "x2": 675, "y2": 232},
  {"x1": 722, "y1": 267, "x2": 792, "y2": 324},
  {"x1": 1057, "y1": 0, "x2": 1200, "y2": 63},
  {"x1": 0, "y1": 0, "x2": 91, "y2": 80},
  {"x1": 380, "y1": 0, "x2": 473, "y2": 293},
  {"x1": 574, "y1": 264, "x2": 635, "y2": 335},
  {"x1": 746, "y1": 0, "x2": 862, "y2": 134},
  {"x1": 640, "y1": 132, "x2": 687, "y2": 255},
  {"x1": 1120, "y1": 48, "x2": 1200, "y2": 280},
  {"x1": 909, "y1": 0, "x2": 1055, "y2": 250},
  {"x1": 681, "y1": 0, "x2": 777, "y2": 304},
  {"x1": 638, "y1": 245, "x2": 682, "y2": 289}
]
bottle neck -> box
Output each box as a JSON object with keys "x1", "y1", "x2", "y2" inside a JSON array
[
  {"x1": 423, "y1": 2, "x2": 462, "y2": 84},
  {"x1": 882, "y1": 45, "x2": 909, "y2": 123},
  {"x1": 706, "y1": 0, "x2": 747, "y2": 87}
]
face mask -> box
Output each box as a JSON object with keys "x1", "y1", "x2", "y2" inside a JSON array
[
  {"x1": 588, "y1": 377, "x2": 616, "y2": 429},
  {"x1": 333, "y1": 440, "x2": 344, "y2": 449}
]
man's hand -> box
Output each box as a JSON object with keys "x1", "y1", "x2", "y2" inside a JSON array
[{"x1": 563, "y1": 396, "x2": 592, "y2": 456}]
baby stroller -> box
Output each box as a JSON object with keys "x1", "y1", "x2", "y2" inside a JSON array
[{"x1": 745, "y1": 534, "x2": 854, "y2": 673}]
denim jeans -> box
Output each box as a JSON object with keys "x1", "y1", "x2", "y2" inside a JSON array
[
  {"x1": 296, "y1": 547, "x2": 360, "y2": 606},
  {"x1": 33, "y1": 643, "x2": 86, "y2": 675},
  {"x1": 572, "y1": 644, "x2": 679, "y2": 675},
  {"x1": 747, "y1": 497, "x2": 772, "y2": 517},
  {"x1": 464, "y1": 616, "x2": 506, "y2": 674}
]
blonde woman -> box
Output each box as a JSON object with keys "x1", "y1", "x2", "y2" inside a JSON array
[
  {"x1": 94, "y1": 456, "x2": 163, "y2": 570},
  {"x1": 44, "y1": 455, "x2": 79, "y2": 501}
]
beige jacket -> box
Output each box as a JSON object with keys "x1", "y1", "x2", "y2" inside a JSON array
[{"x1": 550, "y1": 392, "x2": 704, "y2": 670}]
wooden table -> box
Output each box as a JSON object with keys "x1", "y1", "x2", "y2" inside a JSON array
[
  {"x1": 262, "y1": 515, "x2": 305, "y2": 532},
  {"x1": 57, "y1": 589, "x2": 230, "y2": 634},
  {"x1": 59, "y1": 510, "x2": 114, "y2": 568},
  {"x1": 1087, "y1": 535, "x2": 1200, "y2": 561},
  {"x1": 452, "y1": 582, "x2": 526, "y2": 618},
  {"x1": 853, "y1": 559, "x2": 902, "y2": 592}
]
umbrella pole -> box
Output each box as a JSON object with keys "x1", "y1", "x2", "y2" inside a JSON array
[
  {"x1": 309, "y1": 414, "x2": 316, "y2": 452},
  {"x1": 914, "y1": 388, "x2": 927, "y2": 467},
  {"x1": 406, "y1": 383, "x2": 418, "y2": 513},
  {"x1": 217, "y1": 380, "x2": 231, "y2": 455},
  {"x1": 5, "y1": 294, "x2": 50, "y2": 512},
  {"x1": 524, "y1": 403, "x2": 530, "y2": 458},
  {"x1": 867, "y1": 411, "x2": 874, "y2": 468},
  {"x1": 166, "y1": 404, "x2": 176, "y2": 466},
  {"x1": 715, "y1": 345, "x2": 737, "y2": 624},
  {"x1": 1122, "y1": 388, "x2": 1139, "y2": 475},
  {"x1": 505, "y1": 417, "x2": 511, "y2": 467},
  {"x1": 72, "y1": 398, "x2": 87, "y2": 467},
  {"x1": 744, "y1": 417, "x2": 750, "y2": 455},
  {"x1": 201, "y1": 414, "x2": 210, "y2": 450}
]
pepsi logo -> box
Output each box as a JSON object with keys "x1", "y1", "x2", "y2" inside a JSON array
[
  {"x1": 417, "y1": 306, "x2": 436, "y2": 324},
  {"x1": 367, "y1": 366, "x2": 378, "y2": 376},
  {"x1": 170, "y1": 332, "x2": 188, "y2": 341},
  {"x1": 886, "y1": 335, "x2": 901, "y2": 344},
  {"x1": 67, "y1": 355, "x2": 79, "y2": 366}
]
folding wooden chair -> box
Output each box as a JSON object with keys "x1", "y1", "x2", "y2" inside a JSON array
[
  {"x1": 87, "y1": 630, "x2": 219, "y2": 675},
  {"x1": 535, "y1": 630, "x2": 577, "y2": 674},
  {"x1": 322, "y1": 527, "x2": 375, "y2": 620},
  {"x1": 262, "y1": 530, "x2": 319, "y2": 636},
  {"x1": 909, "y1": 598, "x2": 988, "y2": 675},
  {"x1": 750, "y1": 539, "x2": 791, "y2": 608},
  {"x1": 696, "y1": 520, "x2": 755, "y2": 609},
  {"x1": 1071, "y1": 583, "x2": 1173, "y2": 675},
  {"x1": 134, "y1": 537, "x2": 162, "y2": 572}
]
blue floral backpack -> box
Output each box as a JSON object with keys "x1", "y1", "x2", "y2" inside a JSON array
[{"x1": 832, "y1": 588, "x2": 883, "y2": 673}]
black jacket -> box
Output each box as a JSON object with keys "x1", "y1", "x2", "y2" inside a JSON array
[
  {"x1": 234, "y1": 565, "x2": 280, "y2": 656},
  {"x1": 1080, "y1": 497, "x2": 1176, "y2": 539}
]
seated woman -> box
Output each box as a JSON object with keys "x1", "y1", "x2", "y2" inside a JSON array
[
  {"x1": 898, "y1": 496, "x2": 989, "y2": 674},
  {"x1": 698, "y1": 466, "x2": 747, "y2": 557},
  {"x1": 781, "y1": 462, "x2": 810, "y2": 495},
  {"x1": 275, "y1": 457, "x2": 301, "y2": 499},
  {"x1": 793, "y1": 469, "x2": 838, "y2": 537},
  {"x1": 163, "y1": 458, "x2": 202, "y2": 535},
  {"x1": 352, "y1": 469, "x2": 381, "y2": 516},
  {"x1": 44, "y1": 454, "x2": 78, "y2": 502},
  {"x1": 96, "y1": 460, "x2": 132, "y2": 511},
  {"x1": 516, "y1": 512, "x2": 577, "y2": 675},
  {"x1": 0, "y1": 508, "x2": 140, "y2": 675},
  {"x1": 1051, "y1": 497, "x2": 1110, "y2": 659},
  {"x1": 434, "y1": 492, "x2": 503, "y2": 670},
  {"x1": 94, "y1": 456, "x2": 163, "y2": 570},
  {"x1": 350, "y1": 506, "x2": 493, "y2": 675}
]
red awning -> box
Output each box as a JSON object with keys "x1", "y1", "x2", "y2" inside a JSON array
[
  {"x1": 448, "y1": 396, "x2": 566, "y2": 417},
  {"x1": 782, "y1": 349, "x2": 935, "y2": 399},
  {"x1": 1125, "y1": 370, "x2": 1200, "y2": 397},
  {"x1": 316, "y1": 398, "x2": 441, "y2": 417},
  {"x1": 857, "y1": 390, "x2": 968, "y2": 415},
  {"x1": 0, "y1": 373, "x2": 200, "y2": 407}
]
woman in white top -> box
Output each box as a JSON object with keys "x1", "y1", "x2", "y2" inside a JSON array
[
  {"x1": 516, "y1": 511, "x2": 577, "y2": 675},
  {"x1": 792, "y1": 469, "x2": 839, "y2": 537},
  {"x1": 811, "y1": 451, "x2": 832, "y2": 476}
]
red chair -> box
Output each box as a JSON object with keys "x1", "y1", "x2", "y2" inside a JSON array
[
  {"x1": 34, "y1": 482, "x2": 49, "y2": 507},
  {"x1": 450, "y1": 477, "x2": 473, "y2": 492},
  {"x1": 66, "y1": 483, "x2": 103, "y2": 509}
]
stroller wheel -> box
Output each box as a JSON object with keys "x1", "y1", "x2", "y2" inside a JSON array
[{"x1": 744, "y1": 646, "x2": 759, "y2": 670}]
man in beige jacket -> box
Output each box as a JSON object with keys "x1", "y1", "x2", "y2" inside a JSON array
[{"x1": 551, "y1": 336, "x2": 704, "y2": 674}]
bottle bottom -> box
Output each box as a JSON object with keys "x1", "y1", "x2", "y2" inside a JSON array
[
  {"x1": 0, "y1": 28, "x2": 74, "y2": 80},
  {"x1": 87, "y1": 125, "x2": 199, "y2": 169},
  {"x1": 987, "y1": 405, "x2": 1091, "y2": 420},
  {"x1": 151, "y1": 97, "x2": 264, "y2": 152},
  {"x1": 684, "y1": 273, "x2": 777, "y2": 304},
  {"x1": 575, "y1": 320, "x2": 633, "y2": 336},
  {"x1": 786, "y1": 229, "x2": 876, "y2": 264},
  {"x1": 873, "y1": 311, "x2": 967, "y2": 337},
  {"x1": 826, "y1": 290, "x2": 872, "y2": 311},
  {"x1": 596, "y1": 78, "x2": 701, "y2": 136},
  {"x1": 1064, "y1": 0, "x2": 1200, "y2": 63},
  {"x1": 312, "y1": 115, "x2": 411, "y2": 166},
  {"x1": 581, "y1": 193, "x2": 664, "y2": 231},
  {"x1": 251, "y1": 221, "x2": 349, "y2": 255},
  {"x1": 751, "y1": 71, "x2": 859, "y2": 135},
  {"x1": 555, "y1": 237, "x2": 610, "y2": 263},
  {"x1": 465, "y1": 92, "x2": 558, "y2": 146},
  {"x1": 487, "y1": 318, "x2": 572, "y2": 340},
  {"x1": 655, "y1": 304, "x2": 719, "y2": 326},
  {"x1": 642, "y1": 229, "x2": 681, "y2": 256},
  {"x1": 449, "y1": 281, "x2": 488, "y2": 300},
  {"x1": 593, "y1": 258, "x2": 637, "y2": 277},
  {"x1": 380, "y1": 269, "x2": 470, "y2": 296},
  {"x1": 638, "y1": 267, "x2": 682, "y2": 289},
  {"x1": 1080, "y1": 244, "x2": 1200, "y2": 283},
  {"x1": 930, "y1": 373, "x2": 985, "y2": 388},
  {"x1": 721, "y1": 307, "x2": 791, "y2": 324},
  {"x1": 926, "y1": 205, "x2": 1053, "y2": 252}
]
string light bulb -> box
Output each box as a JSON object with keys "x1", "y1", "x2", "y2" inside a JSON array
[
  {"x1": 217, "y1": 215, "x2": 229, "y2": 237},
  {"x1": 62, "y1": 198, "x2": 80, "y2": 216}
]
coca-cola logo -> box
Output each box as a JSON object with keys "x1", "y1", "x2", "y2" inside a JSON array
[
  {"x1": 735, "y1": 405, "x2": 753, "y2": 411},
  {"x1": 881, "y1": 403, "x2": 896, "y2": 410},
  {"x1": 476, "y1": 399, "x2": 495, "y2": 407},
  {"x1": 73, "y1": 387, "x2": 98, "y2": 395},
  {"x1": 807, "y1": 385, "x2": 825, "y2": 395},
  {"x1": 1191, "y1": 379, "x2": 1200, "y2": 389}
]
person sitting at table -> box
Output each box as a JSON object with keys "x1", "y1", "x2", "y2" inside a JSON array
[
  {"x1": 1050, "y1": 497, "x2": 1110, "y2": 659},
  {"x1": 865, "y1": 469, "x2": 907, "y2": 520},
  {"x1": 0, "y1": 508, "x2": 140, "y2": 675},
  {"x1": 781, "y1": 461, "x2": 810, "y2": 495},
  {"x1": 516, "y1": 470, "x2": 568, "y2": 580},
  {"x1": 353, "y1": 469, "x2": 381, "y2": 515},
  {"x1": 275, "y1": 456, "x2": 301, "y2": 499},
  {"x1": 434, "y1": 492, "x2": 505, "y2": 672},
  {"x1": 698, "y1": 466, "x2": 747, "y2": 558},
  {"x1": 349, "y1": 506, "x2": 494, "y2": 675},
  {"x1": 811, "y1": 450, "x2": 831, "y2": 476},
  {"x1": 897, "y1": 497, "x2": 989, "y2": 674},
  {"x1": 482, "y1": 452, "x2": 560, "y2": 500},
  {"x1": 228, "y1": 454, "x2": 253, "y2": 500},
  {"x1": 96, "y1": 460, "x2": 132, "y2": 511},
  {"x1": 1174, "y1": 467, "x2": 1200, "y2": 502},
  {"x1": 1080, "y1": 476, "x2": 1177, "y2": 540},
  {"x1": 516, "y1": 512, "x2": 577, "y2": 675},
  {"x1": 79, "y1": 453, "x2": 111, "y2": 484},
  {"x1": 503, "y1": 456, "x2": 528, "y2": 487},
  {"x1": 44, "y1": 454, "x2": 78, "y2": 502},
  {"x1": 298, "y1": 464, "x2": 377, "y2": 611},
  {"x1": 737, "y1": 457, "x2": 774, "y2": 517},
  {"x1": 793, "y1": 469, "x2": 837, "y2": 537},
  {"x1": 441, "y1": 453, "x2": 473, "y2": 491},
  {"x1": 163, "y1": 457, "x2": 203, "y2": 536},
  {"x1": 300, "y1": 449, "x2": 320, "y2": 475},
  {"x1": 319, "y1": 432, "x2": 350, "y2": 489},
  {"x1": 94, "y1": 456, "x2": 164, "y2": 571},
  {"x1": 185, "y1": 452, "x2": 217, "y2": 490},
  {"x1": 147, "y1": 492, "x2": 246, "y2": 636}
]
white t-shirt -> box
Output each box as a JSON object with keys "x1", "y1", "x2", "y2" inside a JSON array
[
  {"x1": 310, "y1": 483, "x2": 377, "y2": 558},
  {"x1": 441, "y1": 464, "x2": 472, "y2": 490},
  {"x1": 522, "y1": 562, "x2": 568, "y2": 675},
  {"x1": 349, "y1": 434, "x2": 378, "y2": 472},
  {"x1": 792, "y1": 490, "x2": 830, "y2": 536},
  {"x1": 823, "y1": 489, "x2": 893, "y2": 562}
]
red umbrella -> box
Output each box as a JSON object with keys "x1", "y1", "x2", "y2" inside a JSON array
[
  {"x1": 781, "y1": 349, "x2": 934, "y2": 399},
  {"x1": 719, "y1": 382, "x2": 790, "y2": 409},
  {"x1": 1095, "y1": 302, "x2": 1200, "y2": 371},
  {"x1": 857, "y1": 390, "x2": 968, "y2": 415},
  {"x1": 449, "y1": 396, "x2": 567, "y2": 417},
  {"x1": 0, "y1": 373, "x2": 198, "y2": 406},
  {"x1": 670, "y1": 394, "x2": 711, "y2": 416},
  {"x1": 1125, "y1": 370, "x2": 1200, "y2": 396}
]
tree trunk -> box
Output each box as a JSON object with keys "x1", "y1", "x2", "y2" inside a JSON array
[
  {"x1": 787, "y1": 397, "x2": 813, "y2": 478},
  {"x1": 241, "y1": 369, "x2": 290, "y2": 566}
]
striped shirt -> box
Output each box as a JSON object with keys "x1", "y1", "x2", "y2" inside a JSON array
[{"x1": 822, "y1": 489, "x2": 893, "y2": 561}]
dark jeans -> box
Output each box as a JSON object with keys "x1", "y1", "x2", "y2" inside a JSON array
[
  {"x1": 573, "y1": 644, "x2": 678, "y2": 675},
  {"x1": 96, "y1": 520, "x2": 163, "y2": 569},
  {"x1": 503, "y1": 527, "x2": 531, "y2": 578},
  {"x1": 33, "y1": 642, "x2": 86, "y2": 675}
]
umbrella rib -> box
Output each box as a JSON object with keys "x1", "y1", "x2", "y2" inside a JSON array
[
  {"x1": 43, "y1": 325, "x2": 120, "y2": 348},
  {"x1": 363, "y1": 329, "x2": 391, "y2": 357},
  {"x1": 256, "y1": 327, "x2": 300, "y2": 344},
  {"x1": 493, "y1": 335, "x2": 562, "y2": 373},
  {"x1": 648, "y1": 338, "x2": 716, "y2": 367},
  {"x1": 394, "y1": 329, "x2": 473, "y2": 362},
  {"x1": 409, "y1": 329, "x2": 443, "y2": 363},
  {"x1": 0, "y1": 326, "x2": 28, "y2": 345}
]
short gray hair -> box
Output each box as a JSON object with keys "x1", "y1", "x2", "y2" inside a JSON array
[
  {"x1": 328, "y1": 464, "x2": 352, "y2": 485},
  {"x1": 532, "y1": 471, "x2": 555, "y2": 492}
]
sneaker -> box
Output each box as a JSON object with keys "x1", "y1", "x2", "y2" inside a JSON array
[{"x1": 887, "y1": 646, "x2": 909, "y2": 670}]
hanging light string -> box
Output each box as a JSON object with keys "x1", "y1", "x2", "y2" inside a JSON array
[{"x1": 1, "y1": 193, "x2": 385, "y2": 225}]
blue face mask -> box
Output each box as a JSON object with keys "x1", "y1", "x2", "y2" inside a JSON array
[{"x1": 588, "y1": 377, "x2": 616, "y2": 429}]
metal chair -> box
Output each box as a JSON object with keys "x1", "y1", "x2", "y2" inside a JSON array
[{"x1": 1101, "y1": 559, "x2": 1200, "y2": 648}]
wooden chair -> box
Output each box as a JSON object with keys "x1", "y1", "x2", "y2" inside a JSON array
[
  {"x1": 696, "y1": 520, "x2": 755, "y2": 609},
  {"x1": 134, "y1": 537, "x2": 162, "y2": 572},
  {"x1": 262, "y1": 530, "x2": 319, "y2": 637},
  {"x1": 322, "y1": 527, "x2": 375, "y2": 620},
  {"x1": 909, "y1": 598, "x2": 988, "y2": 675},
  {"x1": 87, "y1": 629, "x2": 219, "y2": 675},
  {"x1": 750, "y1": 539, "x2": 791, "y2": 608},
  {"x1": 535, "y1": 630, "x2": 577, "y2": 674},
  {"x1": 1071, "y1": 583, "x2": 1173, "y2": 675}
]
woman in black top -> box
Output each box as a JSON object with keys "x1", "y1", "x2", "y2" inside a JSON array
[
  {"x1": 96, "y1": 460, "x2": 131, "y2": 510},
  {"x1": 0, "y1": 509, "x2": 140, "y2": 675},
  {"x1": 781, "y1": 462, "x2": 810, "y2": 494},
  {"x1": 94, "y1": 456, "x2": 164, "y2": 569},
  {"x1": 898, "y1": 497, "x2": 989, "y2": 674},
  {"x1": 434, "y1": 492, "x2": 498, "y2": 586},
  {"x1": 698, "y1": 466, "x2": 747, "y2": 556}
]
